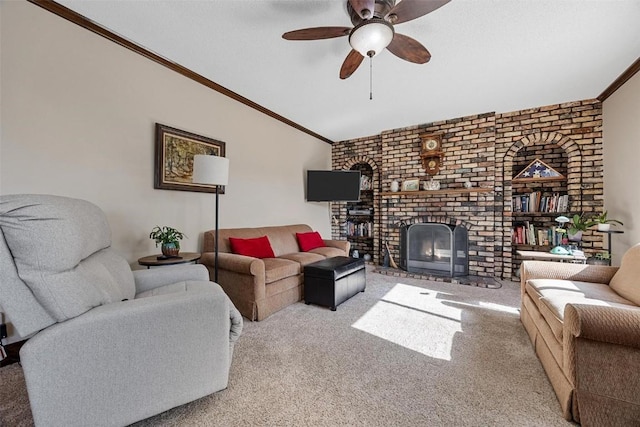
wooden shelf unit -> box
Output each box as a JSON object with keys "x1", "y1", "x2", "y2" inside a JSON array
[{"x1": 346, "y1": 163, "x2": 375, "y2": 259}]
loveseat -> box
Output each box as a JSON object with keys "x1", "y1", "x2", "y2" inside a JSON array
[
  {"x1": 201, "y1": 224, "x2": 349, "y2": 321},
  {"x1": 520, "y1": 243, "x2": 640, "y2": 425}
]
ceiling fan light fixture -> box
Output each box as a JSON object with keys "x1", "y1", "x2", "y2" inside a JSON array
[{"x1": 348, "y1": 19, "x2": 394, "y2": 57}]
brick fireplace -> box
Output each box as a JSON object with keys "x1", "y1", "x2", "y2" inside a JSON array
[{"x1": 331, "y1": 100, "x2": 605, "y2": 280}]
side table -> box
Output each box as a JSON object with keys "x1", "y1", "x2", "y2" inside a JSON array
[
  {"x1": 595, "y1": 229, "x2": 624, "y2": 265},
  {"x1": 137, "y1": 252, "x2": 201, "y2": 269}
]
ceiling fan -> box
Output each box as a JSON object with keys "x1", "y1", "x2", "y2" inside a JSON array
[{"x1": 282, "y1": 0, "x2": 450, "y2": 79}]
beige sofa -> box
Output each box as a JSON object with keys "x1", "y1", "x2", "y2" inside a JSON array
[
  {"x1": 520, "y1": 243, "x2": 640, "y2": 425},
  {"x1": 201, "y1": 224, "x2": 349, "y2": 321}
]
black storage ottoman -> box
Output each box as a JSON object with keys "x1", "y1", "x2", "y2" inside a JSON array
[{"x1": 304, "y1": 256, "x2": 366, "y2": 311}]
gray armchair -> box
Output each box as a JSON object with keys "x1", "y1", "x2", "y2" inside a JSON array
[{"x1": 0, "y1": 194, "x2": 243, "y2": 427}]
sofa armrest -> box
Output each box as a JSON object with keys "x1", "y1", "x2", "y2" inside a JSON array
[
  {"x1": 132, "y1": 264, "x2": 209, "y2": 293},
  {"x1": 563, "y1": 303, "x2": 640, "y2": 382},
  {"x1": 323, "y1": 239, "x2": 350, "y2": 254},
  {"x1": 521, "y1": 261, "x2": 619, "y2": 295},
  {"x1": 563, "y1": 303, "x2": 640, "y2": 424},
  {"x1": 564, "y1": 304, "x2": 640, "y2": 349},
  {"x1": 200, "y1": 252, "x2": 265, "y2": 277}
]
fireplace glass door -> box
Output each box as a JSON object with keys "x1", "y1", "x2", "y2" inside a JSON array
[{"x1": 401, "y1": 223, "x2": 468, "y2": 277}]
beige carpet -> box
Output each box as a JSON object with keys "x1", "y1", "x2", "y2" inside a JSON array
[{"x1": 0, "y1": 267, "x2": 572, "y2": 426}]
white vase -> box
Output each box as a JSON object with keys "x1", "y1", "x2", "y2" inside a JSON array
[
  {"x1": 597, "y1": 223, "x2": 610, "y2": 232},
  {"x1": 390, "y1": 181, "x2": 399, "y2": 192},
  {"x1": 568, "y1": 230, "x2": 583, "y2": 242}
]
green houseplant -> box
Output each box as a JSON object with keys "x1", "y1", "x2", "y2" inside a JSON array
[
  {"x1": 587, "y1": 250, "x2": 611, "y2": 265},
  {"x1": 149, "y1": 226, "x2": 186, "y2": 257},
  {"x1": 567, "y1": 213, "x2": 595, "y2": 242},
  {"x1": 592, "y1": 210, "x2": 623, "y2": 231}
]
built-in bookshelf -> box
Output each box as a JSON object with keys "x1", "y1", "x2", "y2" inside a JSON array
[
  {"x1": 510, "y1": 144, "x2": 570, "y2": 276},
  {"x1": 345, "y1": 163, "x2": 374, "y2": 260}
]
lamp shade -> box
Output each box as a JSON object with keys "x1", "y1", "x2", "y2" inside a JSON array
[
  {"x1": 349, "y1": 19, "x2": 394, "y2": 57},
  {"x1": 192, "y1": 155, "x2": 229, "y2": 186}
]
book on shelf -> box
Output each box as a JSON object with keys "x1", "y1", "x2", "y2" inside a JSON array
[
  {"x1": 346, "y1": 221, "x2": 372, "y2": 237},
  {"x1": 512, "y1": 192, "x2": 568, "y2": 213},
  {"x1": 512, "y1": 221, "x2": 564, "y2": 246}
]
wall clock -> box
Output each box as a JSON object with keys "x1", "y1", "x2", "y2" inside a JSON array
[
  {"x1": 419, "y1": 133, "x2": 443, "y2": 175},
  {"x1": 422, "y1": 136, "x2": 441, "y2": 153}
]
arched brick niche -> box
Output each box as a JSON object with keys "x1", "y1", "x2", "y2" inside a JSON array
[
  {"x1": 330, "y1": 156, "x2": 381, "y2": 264},
  {"x1": 499, "y1": 131, "x2": 602, "y2": 278}
]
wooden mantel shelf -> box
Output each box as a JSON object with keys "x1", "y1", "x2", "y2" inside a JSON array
[{"x1": 381, "y1": 188, "x2": 492, "y2": 196}]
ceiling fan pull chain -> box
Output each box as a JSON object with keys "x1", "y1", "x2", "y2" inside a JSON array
[{"x1": 369, "y1": 53, "x2": 373, "y2": 100}]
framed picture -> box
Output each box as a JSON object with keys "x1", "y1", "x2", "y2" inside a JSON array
[
  {"x1": 401, "y1": 178, "x2": 420, "y2": 192},
  {"x1": 154, "y1": 123, "x2": 226, "y2": 193}
]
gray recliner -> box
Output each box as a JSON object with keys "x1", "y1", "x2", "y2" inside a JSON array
[{"x1": 0, "y1": 194, "x2": 243, "y2": 427}]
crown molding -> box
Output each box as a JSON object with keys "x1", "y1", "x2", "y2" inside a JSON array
[
  {"x1": 597, "y1": 57, "x2": 640, "y2": 102},
  {"x1": 27, "y1": 0, "x2": 335, "y2": 144}
]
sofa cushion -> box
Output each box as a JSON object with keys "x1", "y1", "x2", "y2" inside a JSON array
[
  {"x1": 526, "y1": 278, "x2": 636, "y2": 341},
  {"x1": 310, "y1": 246, "x2": 346, "y2": 259},
  {"x1": 261, "y1": 224, "x2": 312, "y2": 256},
  {"x1": 279, "y1": 252, "x2": 325, "y2": 267},
  {"x1": 296, "y1": 231, "x2": 326, "y2": 252},
  {"x1": 263, "y1": 258, "x2": 300, "y2": 284},
  {"x1": 0, "y1": 194, "x2": 135, "y2": 322},
  {"x1": 609, "y1": 243, "x2": 640, "y2": 305},
  {"x1": 229, "y1": 236, "x2": 275, "y2": 259}
]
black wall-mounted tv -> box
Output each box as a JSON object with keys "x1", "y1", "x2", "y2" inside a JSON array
[{"x1": 306, "y1": 170, "x2": 361, "y2": 202}]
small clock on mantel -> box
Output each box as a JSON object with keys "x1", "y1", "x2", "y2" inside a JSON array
[{"x1": 419, "y1": 133, "x2": 443, "y2": 175}]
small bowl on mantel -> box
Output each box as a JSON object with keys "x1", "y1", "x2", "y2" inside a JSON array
[{"x1": 423, "y1": 179, "x2": 440, "y2": 191}]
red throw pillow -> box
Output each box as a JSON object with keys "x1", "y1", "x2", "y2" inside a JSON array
[
  {"x1": 296, "y1": 231, "x2": 326, "y2": 252},
  {"x1": 229, "y1": 236, "x2": 275, "y2": 259}
]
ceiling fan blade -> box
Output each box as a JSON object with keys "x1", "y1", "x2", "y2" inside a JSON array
[
  {"x1": 282, "y1": 27, "x2": 351, "y2": 41},
  {"x1": 340, "y1": 50, "x2": 365, "y2": 79},
  {"x1": 387, "y1": 33, "x2": 431, "y2": 64},
  {"x1": 386, "y1": 0, "x2": 450, "y2": 25},
  {"x1": 349, "y1": 0, "x2": 375, "y2": 19}
]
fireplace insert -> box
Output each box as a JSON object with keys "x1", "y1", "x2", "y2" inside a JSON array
[{"x1": 400, "y1": 223, "x2": 468, "y2": 277}]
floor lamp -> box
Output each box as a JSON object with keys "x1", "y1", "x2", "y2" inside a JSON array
[{"x1": 192, "y1": 154, "x2": 229, "y2": 283}]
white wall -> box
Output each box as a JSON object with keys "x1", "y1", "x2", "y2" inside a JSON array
[
  {"x1": 0, "y1": 2, "x2": 331, "y2": 342},
  {"x1": 1, "y1": 1, "x2": 332, "y2": 260},
  {"x1": 603, "y1": 70, "x2": 640, "y2": 264}
]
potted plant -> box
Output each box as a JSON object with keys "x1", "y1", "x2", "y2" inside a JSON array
[
  {"x1": 149, "y1": 226, "x2": 186, "y2": 257},
  {"x1": 592, "y1": 210, "x2": 623, "y2": 232},
  {"x1": 567, "y1": 213, "x2": 595, "y2": 242},
  {"x1": 587, "y1": 251, "x2": 611, "y2": 265}
]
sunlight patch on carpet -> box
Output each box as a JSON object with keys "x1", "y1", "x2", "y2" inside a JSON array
[{"x1": 351, "y1": 283, "x2": 462, "y2": 361}]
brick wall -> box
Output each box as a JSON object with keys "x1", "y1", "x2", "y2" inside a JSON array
[{"x1": 332, "y1": 99, "x2": 603, "y2": 279}]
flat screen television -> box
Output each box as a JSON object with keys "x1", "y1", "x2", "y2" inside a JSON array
[{"x1": 306, "y1": 170, "x2": 361, "y2": 202}]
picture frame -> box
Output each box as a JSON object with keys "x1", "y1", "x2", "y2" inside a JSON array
[
  {"x1": 154, "y1": 123, "x2": 226, "y2": 193},
  {"x1": 401, "y1": 178, "x2": 420, "y2": 192}
]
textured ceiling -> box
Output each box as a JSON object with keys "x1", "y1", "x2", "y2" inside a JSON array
[{"x1": 56, "y1": 0, "x2": 640, "y2": 143}]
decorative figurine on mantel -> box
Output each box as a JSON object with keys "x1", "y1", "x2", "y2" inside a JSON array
[{"x1": 419, "y1": 133, "x2": 443, "y2": 175}]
